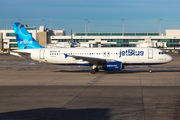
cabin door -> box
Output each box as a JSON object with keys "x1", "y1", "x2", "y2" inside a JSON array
[
  {"x1": 39, "y1": 50, "x2": 45, "y2": 59},
  {"x1": 148, "y1": 49, "x2": 153, "y2": 59}
]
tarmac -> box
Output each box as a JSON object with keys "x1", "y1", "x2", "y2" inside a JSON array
[{"x1": 0, "y1": 53, "x2": 180, "y2": 120}]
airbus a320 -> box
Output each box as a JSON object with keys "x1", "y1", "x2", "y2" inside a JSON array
[{"x1": 10, "y1": 23, "x2": 172, "y2": 74}]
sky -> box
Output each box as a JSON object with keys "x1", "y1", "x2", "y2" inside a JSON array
[{"x1": 0, "y1": 0, "x2": 180, "y2": 35}]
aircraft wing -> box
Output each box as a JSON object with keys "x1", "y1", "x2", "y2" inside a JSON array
[{"x1": 66, "y1": 54, "x2": 117, "y2": 64}]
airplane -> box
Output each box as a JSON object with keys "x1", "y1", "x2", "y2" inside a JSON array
[{"x1": 10, "y1": 22, "x2": 173, "y2": 74}]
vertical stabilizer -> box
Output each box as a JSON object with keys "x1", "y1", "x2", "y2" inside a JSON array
[{"x1": 12, "y1": 22, "x2": 44, "y2": 49}]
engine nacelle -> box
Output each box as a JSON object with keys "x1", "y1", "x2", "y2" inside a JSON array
[{"x1": 100, "y1": 62, "x2": 122, "y2": 71}]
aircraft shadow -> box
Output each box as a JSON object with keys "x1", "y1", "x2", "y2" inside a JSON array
[
  {"x1": 104, "y1": 69, "x2": 180, "y2": 74},
  {"x1": 53, "y1": 69, "x2": 180, "y2": 74},
  {"x1": 0, "y1": 108, "x2": 110, "y2": 120},
  {"x1": 54, "y1": 70, "x2": 91, "y2": 73}
]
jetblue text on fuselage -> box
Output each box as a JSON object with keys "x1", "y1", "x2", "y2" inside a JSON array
[{"x1": 119, "y1": 49, "x2": 144, "y2": 57}]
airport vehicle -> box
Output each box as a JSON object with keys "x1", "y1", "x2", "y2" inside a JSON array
[{"x1": 10, "y1": 22, "x2": 172, "y2": 74}]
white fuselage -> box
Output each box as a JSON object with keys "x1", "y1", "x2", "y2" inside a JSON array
[{"x1": 12, "y1": 47, "x2": 172, "y2": 66}]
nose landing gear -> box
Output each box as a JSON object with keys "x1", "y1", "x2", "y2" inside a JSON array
[{"x1": 148, "y1": 65, "x2": 152, "y2": 73}]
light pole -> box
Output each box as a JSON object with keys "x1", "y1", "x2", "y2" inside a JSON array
[
  {"x1": 121, "y1": 19, "x2": 125, "y2": 36},
  {"x1": 5, "y1": 21, "x2": 8, "y2": 30},
  {"x1": 18, "y1": 19, "x2": 21, "y2": 22},
  {"x1": 87, "y1": 20, "x2": 90, "y2": 33},
  {"x1": 84, "y1": 19, "x2": 88, "y2": 33},
  {"x1": 49, "y1": 21, "x2": 52, "y2": 30},
  {"x1": 157, "y1": 19, "x2": 162, "y2": 35},
  {"x1": 41, "y1": 19, "x2": 45, "y2": 26}
]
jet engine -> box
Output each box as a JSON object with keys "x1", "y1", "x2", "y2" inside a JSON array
[{"x1": 99, "y1": 62, "x2": 122, "y2": 71}]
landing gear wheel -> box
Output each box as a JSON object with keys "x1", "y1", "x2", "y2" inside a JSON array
[
  {"x1": 91, "y1": 69, "x2": 96, "y2": 74},
  {"x1": 95, "y1": 68, "x2": 99, "y2": 72},
  {"x1": 148, "y1": 65, "x2": 152, "y2": 73}
]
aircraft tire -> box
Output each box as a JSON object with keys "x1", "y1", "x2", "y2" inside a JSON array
[
  {"x1": 95, "y1": 68, "x2": 99, "y2": 72},
  {"x1": 91, "y1": 69, "x2": 96, "y2": 74}
]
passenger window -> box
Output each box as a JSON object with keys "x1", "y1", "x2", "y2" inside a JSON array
[
  {"x1": 107, "y1": 52, "x2": 110, "y2": 56},
  {"x1": 103, "y1": 52, "x2": 106, "y2": 57}
]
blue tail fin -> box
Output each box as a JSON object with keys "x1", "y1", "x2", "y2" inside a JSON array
[{"x1": 12, "y1": 22, "x2": 44, "y2": 49}]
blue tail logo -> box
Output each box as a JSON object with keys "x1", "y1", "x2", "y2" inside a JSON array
[{"x1": 12, "y1": 22, "x2": 44, "y2": 49}]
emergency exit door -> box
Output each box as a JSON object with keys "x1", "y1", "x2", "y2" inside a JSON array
[
  {"x1": 148, "y1": 49, "x2": 153, "y2": 59},
  {"x1": 39, "y1": 50, "x2": 45, "y2": 59}
]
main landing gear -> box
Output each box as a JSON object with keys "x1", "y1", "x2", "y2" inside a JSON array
[
  {"x1": 148, "y1": 65, "x2": 152, "y2": 73},
  {"x1": 91, "y1": 65, "x2": 99, "y2": 74},
  {"x1": 91, "y1": 68, "x2": 99, "y2": 74}
]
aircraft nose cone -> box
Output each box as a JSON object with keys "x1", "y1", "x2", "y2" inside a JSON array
[
  {"x1": 167, "y1": 55, "x2": 173, "y2": 62},
  {"x1": 170, "y1": 56, "x2": 173, "y2": 61}
]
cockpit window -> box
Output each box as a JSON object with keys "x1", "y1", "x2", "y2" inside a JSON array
[
  {"x1": 159, "y1": 50, "x2": 166, "y2": 55},
  {"x1": 159, "y1": 51, "x2": 166, "y2": 55}
]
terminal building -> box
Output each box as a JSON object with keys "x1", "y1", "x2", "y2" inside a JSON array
[
  {"x1": 0, "y1": 25, "x2": 180, "y2": 52},
  {"x1": 51, "y1": 31, "x2": 180, "y2": 51}
]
